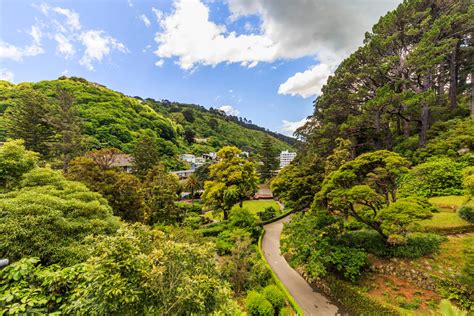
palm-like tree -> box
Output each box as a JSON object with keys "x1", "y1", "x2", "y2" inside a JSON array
[{"x1": 185, "y1": 173, "x2": 201, "y2": 205}]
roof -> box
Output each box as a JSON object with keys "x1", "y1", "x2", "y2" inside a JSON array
[{"x1": 110, "y1": 154, "x2": 134, "y2": 167}]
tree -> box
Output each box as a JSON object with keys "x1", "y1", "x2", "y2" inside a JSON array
[
  {"x1": 202, "y1": 146, "x2": 259, "y2": 220},
  {"x1": 315, "y1": 150, "x2": 432, "y2": 244},
  {"x1": 0, "y1": 139, "x2": 39, "y2": 191},
  {"x1": 324, "y1": 138, "x2": 352, "y2": 176},
  {"x1": 259, "y1": 136, "x2": 278, "y2": 180},
  {"x1": 47, "y1": 89, "x2": 84, "y2": 171},
  {"x1": 184, "y1": 173, "x2": 201, "y2": 205},
  {"x1": 184, "y1": 127, "x2": 196, "y2": 144},
  {"x1": 182, "y1": 109, "x2": 195, "y2": 122},
  {"x1": 66, "y1": 156, "x2": 146, "y2": 223},
  {"x1": 142, "y1": 164, "x2": 181, "y2": 225},
  {"x1": 4, "y1": 87, "x2": 54, "y2": 156},
  {"x1": 0, "y1": 167, "x2": 120, "y2": 265}
]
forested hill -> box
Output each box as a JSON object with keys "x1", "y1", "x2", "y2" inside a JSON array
[{"x1": 0, "y1": 77, "x2": 293, "y2": 164}]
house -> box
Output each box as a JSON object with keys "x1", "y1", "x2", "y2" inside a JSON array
[
  {"x1": 279, "y1": 150, "x2": 297, "y2": 168},
  {"x1": 203, "y1": 152, "x2": 217, "y2": 160},
  {"x1": 171, "y1": 169, "x2": 195, "y2": 180},
  {"x1": 179, "y1": 154, "x2": 196, "y2": 163},
  {"x1": 191, "y1": 157, "x2": 207, "y2": 170},
  {"x1": 110, "y1": 154, "x2": 134, "y2": 173},
  {"x1": 241, "y1": 151, "x2": 249, "y2": 157}
]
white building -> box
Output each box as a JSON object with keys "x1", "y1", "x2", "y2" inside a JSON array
[
  {"x1": 179, "y1": 154, "x2": 196, "y2": 163},
  {"x1": 279, "y1": 150, "x2": 297, "y2": 168},
  {"x1": 171, "y1": 169, "x2": 195, "y2": 180}
]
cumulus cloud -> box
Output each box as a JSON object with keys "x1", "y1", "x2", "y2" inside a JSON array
[
  {"x1": 139, "y1": 14, "x2": 151, "y2": 27},
  {"x1": 155, "y1": 59, "x2": 164, "y2": 67},
  {"x1": 0, "y1": 68, "x2": 14, "y2": 82},
  {"x1": 154, "y1": 0, "x2": 399, "y2": 96},
  {"x1": 3, "y1": 5, "x2": 127, "y2": 70},
  {"x1": 219, "y1": 105, "x2": 240, "y2": 116},
  {"x1": 281, "y1": 117, "x2": 309, "y2": 136},
  {"x1": 152, "y1": 7, "x2": 163, "y2": 22},
  {"x1": 278, "y1": 63, "x2": 333, "y2": 98},
  {"x1": 79, "y1": 30, "x2": 128, "y2": 70}
]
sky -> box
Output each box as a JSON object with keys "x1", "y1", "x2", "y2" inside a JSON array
[{"x1": 0, "y1": 0, "x2": 401, "y2": 136}]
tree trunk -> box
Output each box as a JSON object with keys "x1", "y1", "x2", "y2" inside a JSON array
[
  {"x1": 449, "y1": 41, "x2": 459, "y2": 110},
  {"x1": 223, "y1": 209, "x2": 229, "y2": 220},
  {"x1": 191, "y1": 188, "x2": 194, "y2": 205},
  {"x1": 239, "y1": 199, "x2": 243, "y2": 208},
  {"x1": 419, "y1": 102, "x2": 430, "y2": 147}
]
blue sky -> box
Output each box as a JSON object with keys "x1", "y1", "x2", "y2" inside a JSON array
[{"x1": 0, "y1": 0, "x2": 400, "y2": 135}]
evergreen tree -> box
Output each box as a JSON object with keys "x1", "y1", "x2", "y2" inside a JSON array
[
  {"x1": 4, "y1": 87, "x2": 54, "y2": 157},
  {"x1": 259, "y1": 136, "x2": 278, "y2": 180}
]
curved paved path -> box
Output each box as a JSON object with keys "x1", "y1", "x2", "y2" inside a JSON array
[{"x1": 262, "y1": 216, "x2": 344, "y2": 316}]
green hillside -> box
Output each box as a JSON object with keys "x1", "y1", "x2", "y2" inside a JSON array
[{"x1": 0, "y1": 77, "x2": 293, "y2": 164}]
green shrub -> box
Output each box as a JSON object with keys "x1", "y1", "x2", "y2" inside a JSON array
[
  {"x1": 258, "y1": 206, "x2": 277, "y2": 222},
  {"x1": 399, "y1": 157, "x2": 465, "y2": 197},
  {"x1": 263, "y1": 285, "x2": 285, "y2": 310},
  {"x1": 463, "y1": 166, "x2": 474, "y2": 196},
  {"x1": 278, "y1": 307, "x2": 291, "y2": 316},
  {"x1": 245, "y1": 291, "x2": 274, "y2": 316},
  {"x1": 199, "y1": 223, "x2": 226, "y2": 237},
  {"x1": 458, "y1": 205, "x2": 474, "y2": 223},
  {"x1": 342, "y1": 230, "x2": 444, "y2": 258}
]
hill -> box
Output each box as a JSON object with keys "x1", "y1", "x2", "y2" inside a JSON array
[{"x1": 0, "y1": 77, "x2": 294, "y2": 168}]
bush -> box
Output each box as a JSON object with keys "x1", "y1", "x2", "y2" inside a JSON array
[
  {"x1": 341, "y1": 230, "x2": 445, "y2": 258},
  {"x1": 463, "y1": 166, "x2": 474, "y2": 196},
  {"x1": 245, "y1": 291, "x2": 274, "y2": 316},
  {"x1": 262, "y1": 285, "x2": 285, "y2": 310},
  {"x1": 258, "y1": 206, "x2": 277, "y2": 222},
  {"x1": 278, "y1": 307, "x2": 291, "y2": 316},
  {"x1": 458, "y1": 205, "x2": 474, "y2": 223},
  {"x1": 399, "y1": 157, "x2": 465, "y2": 197}
]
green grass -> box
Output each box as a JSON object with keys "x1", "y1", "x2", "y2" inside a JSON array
[
  {"x1": 419, "y1": 212, "x2": 471, "y2": 229},
  {"x1": 231, "y1": 200, "x2": 281, "y2": 215},
  {"x1": 428, "y1": 196, "x2": 472, "y2": 212}
]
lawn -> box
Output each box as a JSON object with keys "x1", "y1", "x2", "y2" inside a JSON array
[
  {"x1": 203, "y1": 200, "x2": 281, "y2": 222},
  {"x1": 428, "y1": 195, "x2": 472, "y2": 212},
  {"x1": 419, "y1": 212, "x2": 471, "y2": 229},
  {"x1": 231, "y1": 200, "x2": 281, "y2": 215}
]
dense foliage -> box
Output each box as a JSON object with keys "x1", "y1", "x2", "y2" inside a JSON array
[{"x1": 0, "y1": 77, "x2": 293, "y2": 169}]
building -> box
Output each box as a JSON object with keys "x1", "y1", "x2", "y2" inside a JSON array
[
  {"x1": 110, "y1": 154, "x2": 134, "y2": 173},
  {"x1": 171, "y1": 169, "x2": 195, "y2": 180},
  {"x1": 279, "y1": 150, "x2": 297, "y2": 168},
  {"x1": 179, "y1": 154, "x2": 196, "y2": 163}
]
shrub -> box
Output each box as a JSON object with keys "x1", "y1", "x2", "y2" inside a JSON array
[
  {"x1": 263, "y1": 285, "x2": 285, "y2": 310},
  {"x1": 458, "y1": 205, "x2": 474, "y2": 223},
  {"x1": 278, "y1": 307, "x2": 291, "y2": 316},
  {"x1": 463, "y1": 166, "x2": 474, "y2": 196},
  {"x1": 245, "y1": 291, "x2": 274, "y2": 316},
  {"x1": 258, "y1": 206, "x2": 277, "y2": 222},
  {"x1": 399, "y1": 157, "x2": 465, "y2": 197},
  {"x1": 341, "y1": 230, "x2": 444, "y2": 258}
]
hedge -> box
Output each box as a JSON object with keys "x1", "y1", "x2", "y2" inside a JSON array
[{"x1": 420, "y1": 224, "x2": 474, "y2": 235}]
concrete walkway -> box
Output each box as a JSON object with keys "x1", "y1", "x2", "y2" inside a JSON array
[{"x1": 262, "y1": 216, "x2": 344, "y2": 316}]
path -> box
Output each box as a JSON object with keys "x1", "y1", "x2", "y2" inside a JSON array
[{"x1": 262, "y1": 216, "x2": 344, "y2": 315}]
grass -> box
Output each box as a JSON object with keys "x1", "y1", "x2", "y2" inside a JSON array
[
  {"x1": 203, "y1": 200, "x2": 282, "y2": 222},
  {"x1": 231, "y1": 200, "x2": 281, "y2": 215},
  {"x1": 419, "y1": 212, "x2": 471, "y2": 229},
  {"x1": 428, "y1": 195, "x2": 472, "y2": 212}
]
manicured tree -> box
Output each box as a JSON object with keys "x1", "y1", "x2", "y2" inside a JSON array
[
  {"x1": 202, "y1": 146, "x2": 259, "y2": 220},
  {"x1": 259, "y1": 136, "x2": 278, "y2": 180},
  {"x1": 316, "y1": 150, "x2": 432, "y2": 244},
  {"x1": 4, "y1": 87, "x2": 55, "y2": 156},
  {"x1": 0, "y1": 139, "x2": 39, "y2": 191}
]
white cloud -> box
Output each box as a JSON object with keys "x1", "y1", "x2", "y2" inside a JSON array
[
  {"x1": 219, "y1": 105, "x2": 240, "y2": 116},
  {"x1": 155, "y1": 59, "x2": 164, "y2": 67},
  {"x1": 139, "y1": 14, "x2": 151, "y2": 27},
  {"x1": 54, "y1": 34, "x2": 75, "y2": 58},
  {"x1": 29, "y1": 25, "x2": 42, "y2": 45},
  {"x1": 0, "y1": 68, "x2": 14, "y2": 82},
  {"x1": 281, "y1": 117, "x2": 309, "y2": 136},
  {"x1": 154, "y1": 0, "x2": 399, "y2": 96},
  {"x1": 278, "y1": 63, "x2": 333, "y2": 98},
  {"x1": 152, "y1": 7, "x2": 163, "y2": 22},
  {"x1": 0, "y1": 41, "x2": 44, "y2": 60},
  {"x1": 128, "y1": 0, "x2": 134, "y2": 7},
  {"x1": 52, "y1": 7, "x2": 81, "y2": 31},
  {"x1": 79, "y1": 30, "x2": 128, "y2": 70}
]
